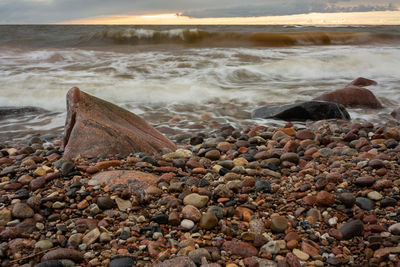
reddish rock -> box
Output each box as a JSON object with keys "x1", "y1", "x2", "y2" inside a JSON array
[
  {"x1": 348, "y1": 77, "x2": 377, "y2": 87},
  {"x1": 354, "y1": 176, "x2": 375, "y2": 187},
  {"x1": 328, "y1": 228, "x2": 343, "y2": 240},
  {"x1": 243, "y1": 257, "x2": 259, "y2": 267},
  {"x1": 95, "y1": 160, "x2": 121, "y2": 170},
  {"x1": 222, "y1": 241, "x2": 258, "y2": 257},
  {"x1": 316, "y1": 191, "x2": 335, "y2": 206},
  {"x1": 29, "y1": 176, "x2": 47, "y2": 190},
  {"x1": 92, "y1": 170, "x2": 157, "y2": 191},
  {"x1": 286, "y1": 252, "x2": 301, "y2": 267},
  {"x1": 302, "y1": 195, "x2": 317, "y2": 205},
  {"x1": 296, "y1": 129, "x2": 315, "y2": 140},
  {"x1": 147, "y1": 241, "x2": 166, "y2": 258},
  {"x1": 313, "y1": 86, "x2": 382, "y2": 109},
  {"x1": 285, "y1": 232, "x2": 302, "y2": 242},
  {"x1": 62, "y1": 87, "x2": 176, "y2": 159},
  {"x1": 301, "y1": 240, "x2": 320, "y2": 258},
  {"x1": 0, "y1": 227, "x2": 23, "y2": 240}
]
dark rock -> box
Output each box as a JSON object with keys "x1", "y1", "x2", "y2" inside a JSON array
[
  {"x1": 339, "y1": 220, "x2": 364, "y2": 240},
  {"x1": 339, "y1": 193, "x2": 356, "y2": 208},
  {"x1": 60, "y1": 161, "x2": 75, "y2": 176},
  {"x1": 255, "y1": 180, "x2": 271, "y2": 193},
  {"x1": 97, "y1": 197, "x2": 115, "y2": 210},
  {"x1": 62, "y1": 87, "x2": 176, "y2": 159},
  {"x1": 0, "y1": 106, "x2": 48, "y2": 120},
  {"x1": 150, "y1": 214, "x2": 169, "y2": 224},
  {"x1": 354, "y1": 176, "x2": 375, "y2": 187},
  {"x1": 34, "y1": 260, "x2": 74, "y2": 267},
  {"x1": 252, "y1": 101, "x2": 350, "y2": 121},
  {"x1": 380, "y1": 198, "x2": 397, "y2": 208},
  {"x1": 355, "y1": 197, "x2": 375, "y2": 210},
  {"x1": 109, "y1": 257, "x2": 135, "y2": 267}
]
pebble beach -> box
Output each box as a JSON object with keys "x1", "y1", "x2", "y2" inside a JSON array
[{"x1": 1, "y1": 115, "x2": 400, "y2": 267}]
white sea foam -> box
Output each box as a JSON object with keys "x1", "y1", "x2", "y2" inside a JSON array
[{"x1": 0, "y1": 45, "x2": 399, "y2": 119}]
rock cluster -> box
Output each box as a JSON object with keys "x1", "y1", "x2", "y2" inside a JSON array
[{"x1": 1, "y1": 117, "x2": 400, "y2": 266}]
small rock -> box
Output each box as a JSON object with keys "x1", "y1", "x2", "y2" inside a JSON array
[
  {"x1": 188, "y1": 248, "x2": 211, "y2": 265},
  {"x1": 367, "y1": 191, "x2": 383, "y2": 201},
  {"x1": 115, "y1": 198, "x2": 132, "y2": 211},
  {"x1": 109, "y1": 257, "x2": 135, "y2": 267},
  {"x1": 270, "y1": 216, "x2": 288, "y2": 233},
  {"x1": 316, "y1": 191, "x2": 335, "y2": 206},
  {"x1": 339, "y1": 220, "x2": 363, "y2": 240},
  {"x1": 35, "y1": 240, "x2": 53, "y2": 250},
  {"x1": 181, "y1": 219, "x2": 195, "y2": 230},
  {"x1": 280, "y1": 152, "x2": 299, "y2": 164},
  {"x1": 41, "y1": 248, "x2": 83, "y2": 262},
  {"x1": 260, "y1": 241, "x2": 280, "y2": 254},
  {"x1": 97, "y1": 197, "x2": 115, "y2": 210},
  {"x1": 82, "y1": 228, "x2": 100, "y2": 245},
  {"x1": 182, "y1": 205, "x2": 202, "y2": 222},
  {"x1": 199, "y1": 212, "x2": 218, "y2": 229},
  {"x1": 0, "y1": 209, "x2": 12, "y2": 226},
  {"x1": 388, "y1": 223, "x2": 400, "y2": 235},
  {"x1": 12, "y1": 203, "x2": 34, "y2": 218},
  {"x1": 222, "y1": 241, "x2": 258, "y2": 257},
  {"x1": 355, "y1": 197, "x2": 375, "y2": 210},
  {"x1": 183, "y1": 193, "x2": 209, "y2": 208},
  {"x1": 293, "y1": 248, "x2": 310, "y2": 261},
  {"x1": 154, "y1": 256, "x2": 196, "y2": 267}
]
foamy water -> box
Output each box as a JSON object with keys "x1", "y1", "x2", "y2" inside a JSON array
[{"x1": 1, "y1": 25, "x2": 400, "y2": 142}]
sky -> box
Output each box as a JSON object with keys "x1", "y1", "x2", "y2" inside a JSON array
[{"x1": 0, "y1": 0, "x2": 399, "y2": 24}]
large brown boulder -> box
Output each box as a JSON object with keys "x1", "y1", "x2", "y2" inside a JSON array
[
  {"x1": 62, "y1": 87, "x2": 176, "y2": 159},
  {"x1": 313, "y1": 86, "x2": 382, "y2": 109}
]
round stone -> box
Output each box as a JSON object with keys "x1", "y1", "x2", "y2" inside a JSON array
[
  {"x1": 205, "y1": 150, "x2": 221, "y2": 160},
  {"x1": 339, "y1": 193, "x2": 355, "y2": 208},
  {"x1": 109, "y1": 257, "x2": 135, "y2": 267},
  {"x1": 199, "y1": 212, "x2": 218, "y2": 229},
  {"x1": 12, "y1": 203, "x2": 34, "y2": 218},
  {"x1": 182, "y1": 205, "x2": 202, "y2": 222},
  {"x1": 97, "y1": 197, "x2": 115, "y2": 210},
  {"x1": 207, "y1": 206, "x2": 223, "y2": 219},
  {"x1": 367, "y1": 191, "x2": 383, "y2": 201},
  {"x1": 35, "y1": 240, "x2": 53, "y2": 250},
  {"x1": 181, "y1": 219, "x2": 195, "y2": 230},
  {"x1": 355, "y1": 197, "x2": 375, "y2": 210},
  {"x1": 270, "y1": 216, "x2": 288, "y2": 233},
  {"x1": 316, "y1": 191, "x2": 335, "y2": 206},
  {"x1": 183, "y1": 193, "x2": 209, "y2": 208},
  {"x1": 339, "y1": 220, "x2": 364, "y2": 240}
]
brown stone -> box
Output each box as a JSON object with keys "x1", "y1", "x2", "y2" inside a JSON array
[
  {"x1": 316, "y1": 191, "x2": 335, "y2": 206},
  {"x1": 41, "y1": 248, "x2": 83, "y2": 262},
  {"x1": 182, "y1": 205, "x2": 201, "y2": 222},
  {"x1": 314, "y1": 86, "x2": 382, "y2": 109},
  {"x1": 62, "y1": 87, "x2": 176, "y2": 159},
  {"x1": 222, "y1": 241, "x2": 258, "y2": 257},
  {"x1": 92, "y1": 170, "x2": 157, "y2": 191},
  {"x1": 154, "y1": 256, "x2": 196, "y2": 267},
  {"x1": 301, "y1": 240, "x2": 319, "y2": 258},
  {"x1": 348, "y1": 77, "x2": 377, "y2": 87},
  {"x1": 296, "y1": 129, "x2": 315, "y2": 140},
  {"x1": 286, "y1": 252, "x2": 301, "y2": 267}
]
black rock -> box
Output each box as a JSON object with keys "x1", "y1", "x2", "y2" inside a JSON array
[
  {"x1": 150, "y1": 214, "x2": 169, "y2": 224},
  {"x1": 109, "y1": 257, "x2": 135, "y2": 267},
  {"x1": 255, "y1": 180, "x2": 271, "y2": 193},
  {"x1": 355, "y1": 197, "x2": 375, "y2": 210},
  {"x1": 339, "y1": 220, "x2": 364, "y2": 240},
  {"x1": 97, "y1": 197, "x2": 115, "y2": 210},
  {"x1": 339, "y1": 193, "x2": 356, "y2": 208},
  {"x1": 0, "y1": 106, "x2": 48, "y2": 120},
  {"x1": 380, "y1": 198, "x2": 397, "y2": 208},
  {"x1": 34, "y1": 260, "x2": 66, "y2": 267},
  {"x1": 251, "y1": 101, "x2": 350, "y2": 121}
]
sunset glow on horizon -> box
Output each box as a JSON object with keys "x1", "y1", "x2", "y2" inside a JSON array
[{"x1": 60, "y1": 11, "x2": 400, "y2": 25}]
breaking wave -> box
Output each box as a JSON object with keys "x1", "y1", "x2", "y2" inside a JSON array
[{"x1": 88, "y1": 28, "x2": 397, "y2": 47}]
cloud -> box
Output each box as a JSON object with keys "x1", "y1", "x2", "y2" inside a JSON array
[{"x1": 0, "y1": 0, "x2": 398, "y2": 23}]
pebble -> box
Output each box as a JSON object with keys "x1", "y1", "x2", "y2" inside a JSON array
[
  {"x1": 199, "y1": 212, "x2": 218, "y2": 229},
  {"x1": 183, "y1": 193, "x2": 209, "y2": 208},
  {"x1": 260, "y1": 241, "x2": 280, "y2": 254},
  {"x1": 12, "y1": 202, "x2": 34, "y2": 218},
  {"x1": 109, "y1": 257, "x2": 135, "y2": 267},
  {"x1": 181, "y1": 219, "x2": 195, "y2": 230},
  {"x1": 35, "y1": 240, "x2": 53, "y2": 250},
  {"x1": 293, "y1": 248, "x2": 310, "y2": 261},
  {"x1": 97, "y1": 197, "x2": 115, "y2": 210},
  {"x1": 270, "y1": 216, "x2": 288, "y2": 233},
  {"x1": 182, "y1": 205, "x2": 202, "y2": 222},
  {"x1": 339, "y1": 220, "x2": 364, "y2": 240},
  {"x1": 115, "y1": 197, "x2": 132, "y2": 211},
  {"x1": 355, "y1": 197, "x2": 375, "y2": 210},
  {"x1": 367, "y1": 191, "x2": 383, "y2": 201},
  {"x1": 188, "y1": 248, "x2": 212, "y2": 265}
]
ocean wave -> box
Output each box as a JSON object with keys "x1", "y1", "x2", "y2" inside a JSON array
[{"x1": 86, "y1": 28, "x2": 397, "y2": 47}]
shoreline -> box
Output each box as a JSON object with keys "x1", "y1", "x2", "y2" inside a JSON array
[{"x1": 1, "y1": 118, "x2": 400, "y2": 266}]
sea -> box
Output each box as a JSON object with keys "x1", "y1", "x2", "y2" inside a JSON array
[{"x1": 1, "y1": 25, "x2": 400, "y2": 143}]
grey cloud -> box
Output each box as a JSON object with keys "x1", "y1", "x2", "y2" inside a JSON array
[{"x1": 0, "y1": 0, "x2": 399, "y2": 24}]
